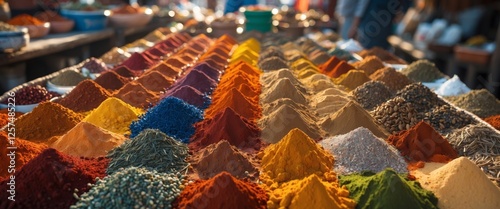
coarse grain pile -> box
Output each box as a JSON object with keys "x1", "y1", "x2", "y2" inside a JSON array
[
  {"x1": 351, "y1": 81, "x2": 393, "y2": 111},
  {"x1": 339, "y1": 169, "x2": 439, "y2": 209},
  {"x1": 2, "y1": 85, "x2": 59, "y2": 105},
  {"x1": 107, "y1": 129, "x2": 189, "y2": 174},
  {"x1": 320, "y1": 127, "x2": 407, "y2": 174},
  {"x1": 396, "y1": 83, "x2": 446, "y2": 114},
  {"x1": 129, "y1": 97, "x2": 203, "y2": 143},
  {"x1": 401, "y1": 60, "x2": 446, "y2": 82},
  {"x1": 447, "y1": 124, "x2": 500, "y2": 185},
  {"x1": 371, "y1": 97, "x2": 418, "y2": 134},
  {"x1": 445, "y1": 89, "x2": 500, "y2": 118},
  {"x1": 422, "y1": 105, "x2": 476, "y2": 134},
  {"x1": 72, "y1": 167, "x2": 183, "y2": 209}
]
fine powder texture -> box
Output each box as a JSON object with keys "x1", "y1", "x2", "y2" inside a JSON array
[
  {"x1": 191, "y1": 140, "x2": 258, "y2": 179},
  {"x1": 94, "y1": 70, "x2": 129, "y2": 92},
  {"x1": 400, "y1": 60, "x2": 446, "y2": 82},
  {"x1": 320, "y1": 127, "x2": 408, "y2": 175},
  {"x1": 129, "y1": 97, "x2": 203, "y2": 143},
  {"x1": 387, "y1": 121, "x2": 458, "y2": 163},
  {"x1": 107, "y1": 129, "x2": 189, "y2": 175},
  {"x1": 339, "y1": 169, "x2": 439, "y2": 209},
  {"x1": 326, "y1": 60, "x2": 354, "y2": 78},
  {"x1": 259, "y1": 128, "x2": 336, "y2": 184},
  {"x1": 189, "y1": 107, "x2": 262, "y2": 153},
  {"x1": 173, "y1": 172, "x2": 268, "y2": 209},
  {"x1": 49, "y1": 122, "x2": 127, "y2": 158},
  {"x1": 83, "y1": 97, "x2": 143, "y2": 135},
  {"x1": 57, "y1": 80, "x2": 112, "y2": 113},
  {"x1": 114, "y1": 82, "x2": 159, "y2": 108},
  {"x1": 351, "y1": 81, "x2": 393, "y2": 111},
  {"x1": 411, "y1": 157, "x2": 500, "y2": 209},
  {"x1": 311, "y1": 94, "x2": 351, "y2": 118},
  {"x1": 352, "y1": 55, "x2": 385, "y2": 75},
  {"x1": 266, "y1": 174, "x2": 356, "y2": 209},
  {"x1": 0, "y1": 132, "x2": 47, "y2": 178},
  {"x1": 484, "y1": 115, "x2": 500, "y2": 130},
  {"x1": 435, "y1": 75, "x2": 471, "y2": 96},
  {"x1": 445, "y1": 89, "x2": 500, "y2": 118},
  {"x1": 135, "y1": 71, "x2": 174, "y2": 92},
  {"x1": 259, "y1": 104, "x2": 323, "y2": 143},
  {"x1": 15, "y1": 102, "x2": 83, "y2": 142},
  {"x1": 333, "y1": 70, "x2": 370, "y2": 91},
  {"x1": 0, "y1": 148, "x2": 108, "y2": 209},
  {"x1": 165, "y1": 85, "x2": 211, "y2": 109},
  {"x1": 369, "y1": 67, "x2": 413, "y2": 92},
  {"x1": 261, "y1": 77, "x2": 308, "y2": 105},
  {"x1": 50, "y1": 70, "x2": 87, "y2": 86},
  {"x1": 72, "y1": 167, "x2": 183, "y2": 209},
  {"x1": 320, "y1": 101, "x2": 389, "y2": 139}
]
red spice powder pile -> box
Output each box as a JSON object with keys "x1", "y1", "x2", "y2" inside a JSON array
[
  {"x1": 484, "y1": 115, "x2": 500, "y2": 130},
  {"x1": 387, "y1": 121, "x2": 458, "y2": 167},
  {"x1": 135, "y1": 71, "x2": 174, "y2": 92},
  {"x1": 57, "y1": 80, "x2": 111, "y2": 113},
  {"x1": 112, "y1": 66, "x2": 138, "y2": 78},
  {"x1": 326, "y1": 60, "x2": 354, "y2": 78},
  {"x1": 190, "y1": 107, "x2": 263, "y2": 153},
  {"x1": 173, "y1": 172, "x2": 268, "y2": 209},
  {"x1": 319, "y1": 56, "x2": 341, "y2": 74},
  {"x1": 190, "y1": 140, "x2": 259, "y2": 180},
  {"x1": 120, "y1": 52, "x2": 156, "y2": 71},
  {"x1": 0, "y1": 148, "x2": 108, "y2": 209},
  {"x1": 0, "y1": 131, "x2": 47, "y2": 179},
  {"x1": 94, "y1": 70, "x2": 129, "y2": 92}
]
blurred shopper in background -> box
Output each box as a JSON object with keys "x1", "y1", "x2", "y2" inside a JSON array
[{"x1": 336, "y1": 0, "x2": 369, "y2": 40}]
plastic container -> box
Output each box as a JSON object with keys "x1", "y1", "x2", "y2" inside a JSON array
[{"x1": 60, "y1": 9, "x2": 107, "y2": 31}]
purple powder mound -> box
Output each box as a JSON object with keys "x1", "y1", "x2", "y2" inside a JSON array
[
  {"x1": 190, "y1": 62, "x2": 221, "y2": 80},
  {"x1": 120, "y1": 52, "x2": 156, "y2": 71},
  {"x1": 163, "y1": 85, "x2": 211, "y2": 109},
  {"x1": 146, "y1": 47, "x2": 168, "y2": 57},
  {"x1": 167, "y1": 70, "x2": 217, "y2": 95}
]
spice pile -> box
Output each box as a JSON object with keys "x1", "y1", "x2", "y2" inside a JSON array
[
  {"x1": 72, "y1": 167, "x2": 183, "y2": 208},
  {"x1": 401, "y1": 60, "x2": 447, "y2": 82},
  {"x1": 351, "y1": 81, "x2": 393, "y2": 110},
  {"x1": 107, "y1": 129, "x2": 189, "y2": 174},
  {"x1": 320, "y1": 127, "x2": 407, "y2": 174},
  {"x1": 371, "y1": 97, "x2": 418, "y2": 134},
  {"x1": 1, "y1": 85, "x2": 59, "y2": 105},
  {"x1": 445, "y1": 89, "x2": 500, "y2": 118}
]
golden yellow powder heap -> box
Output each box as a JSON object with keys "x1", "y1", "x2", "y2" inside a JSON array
[
  {"x1": 49, "y1": 122, "x2": 127, "y2": 158},
  {"x1": 267, "y1": 174, "x2": 356, "y2": 209},
  {"x1": 230, "y1": 38, "x2": 260, "y2": 66},
  {"x1": 259, "y1": 128, "x2": 336, "y2": 185},
  {"x1": 333, "y1": 70, "x2": 370, "y2": 91},
  {"x1": 83, "y1": 97, "x2": 143, "y2": 135}
]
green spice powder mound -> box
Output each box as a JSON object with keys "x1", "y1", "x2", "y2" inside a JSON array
[{"x1": 339, "y1": 169, "x2": 439, "y2": 209}]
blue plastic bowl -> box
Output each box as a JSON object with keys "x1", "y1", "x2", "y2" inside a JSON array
[{"x1": 60, "y1": 9, "x2": 107, "y2": 31}]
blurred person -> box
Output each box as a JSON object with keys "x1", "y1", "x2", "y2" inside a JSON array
[
  {"x1": 356, "y1": 0, "x2": 412, "y2": 49},
  {"x1": 335, "y1": 0, "x2": 369, "y2": 40}
]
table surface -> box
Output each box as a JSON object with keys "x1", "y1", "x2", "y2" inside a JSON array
[
  {"x1": 0, "y1": 29, "x2": 115, "y2": 66},
  {"x1": 388, "y1": 35, "x2": 437, "y2": 60},
  {"x1": 0, "y1": 23, "x2": 164, "y2": 66}
]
